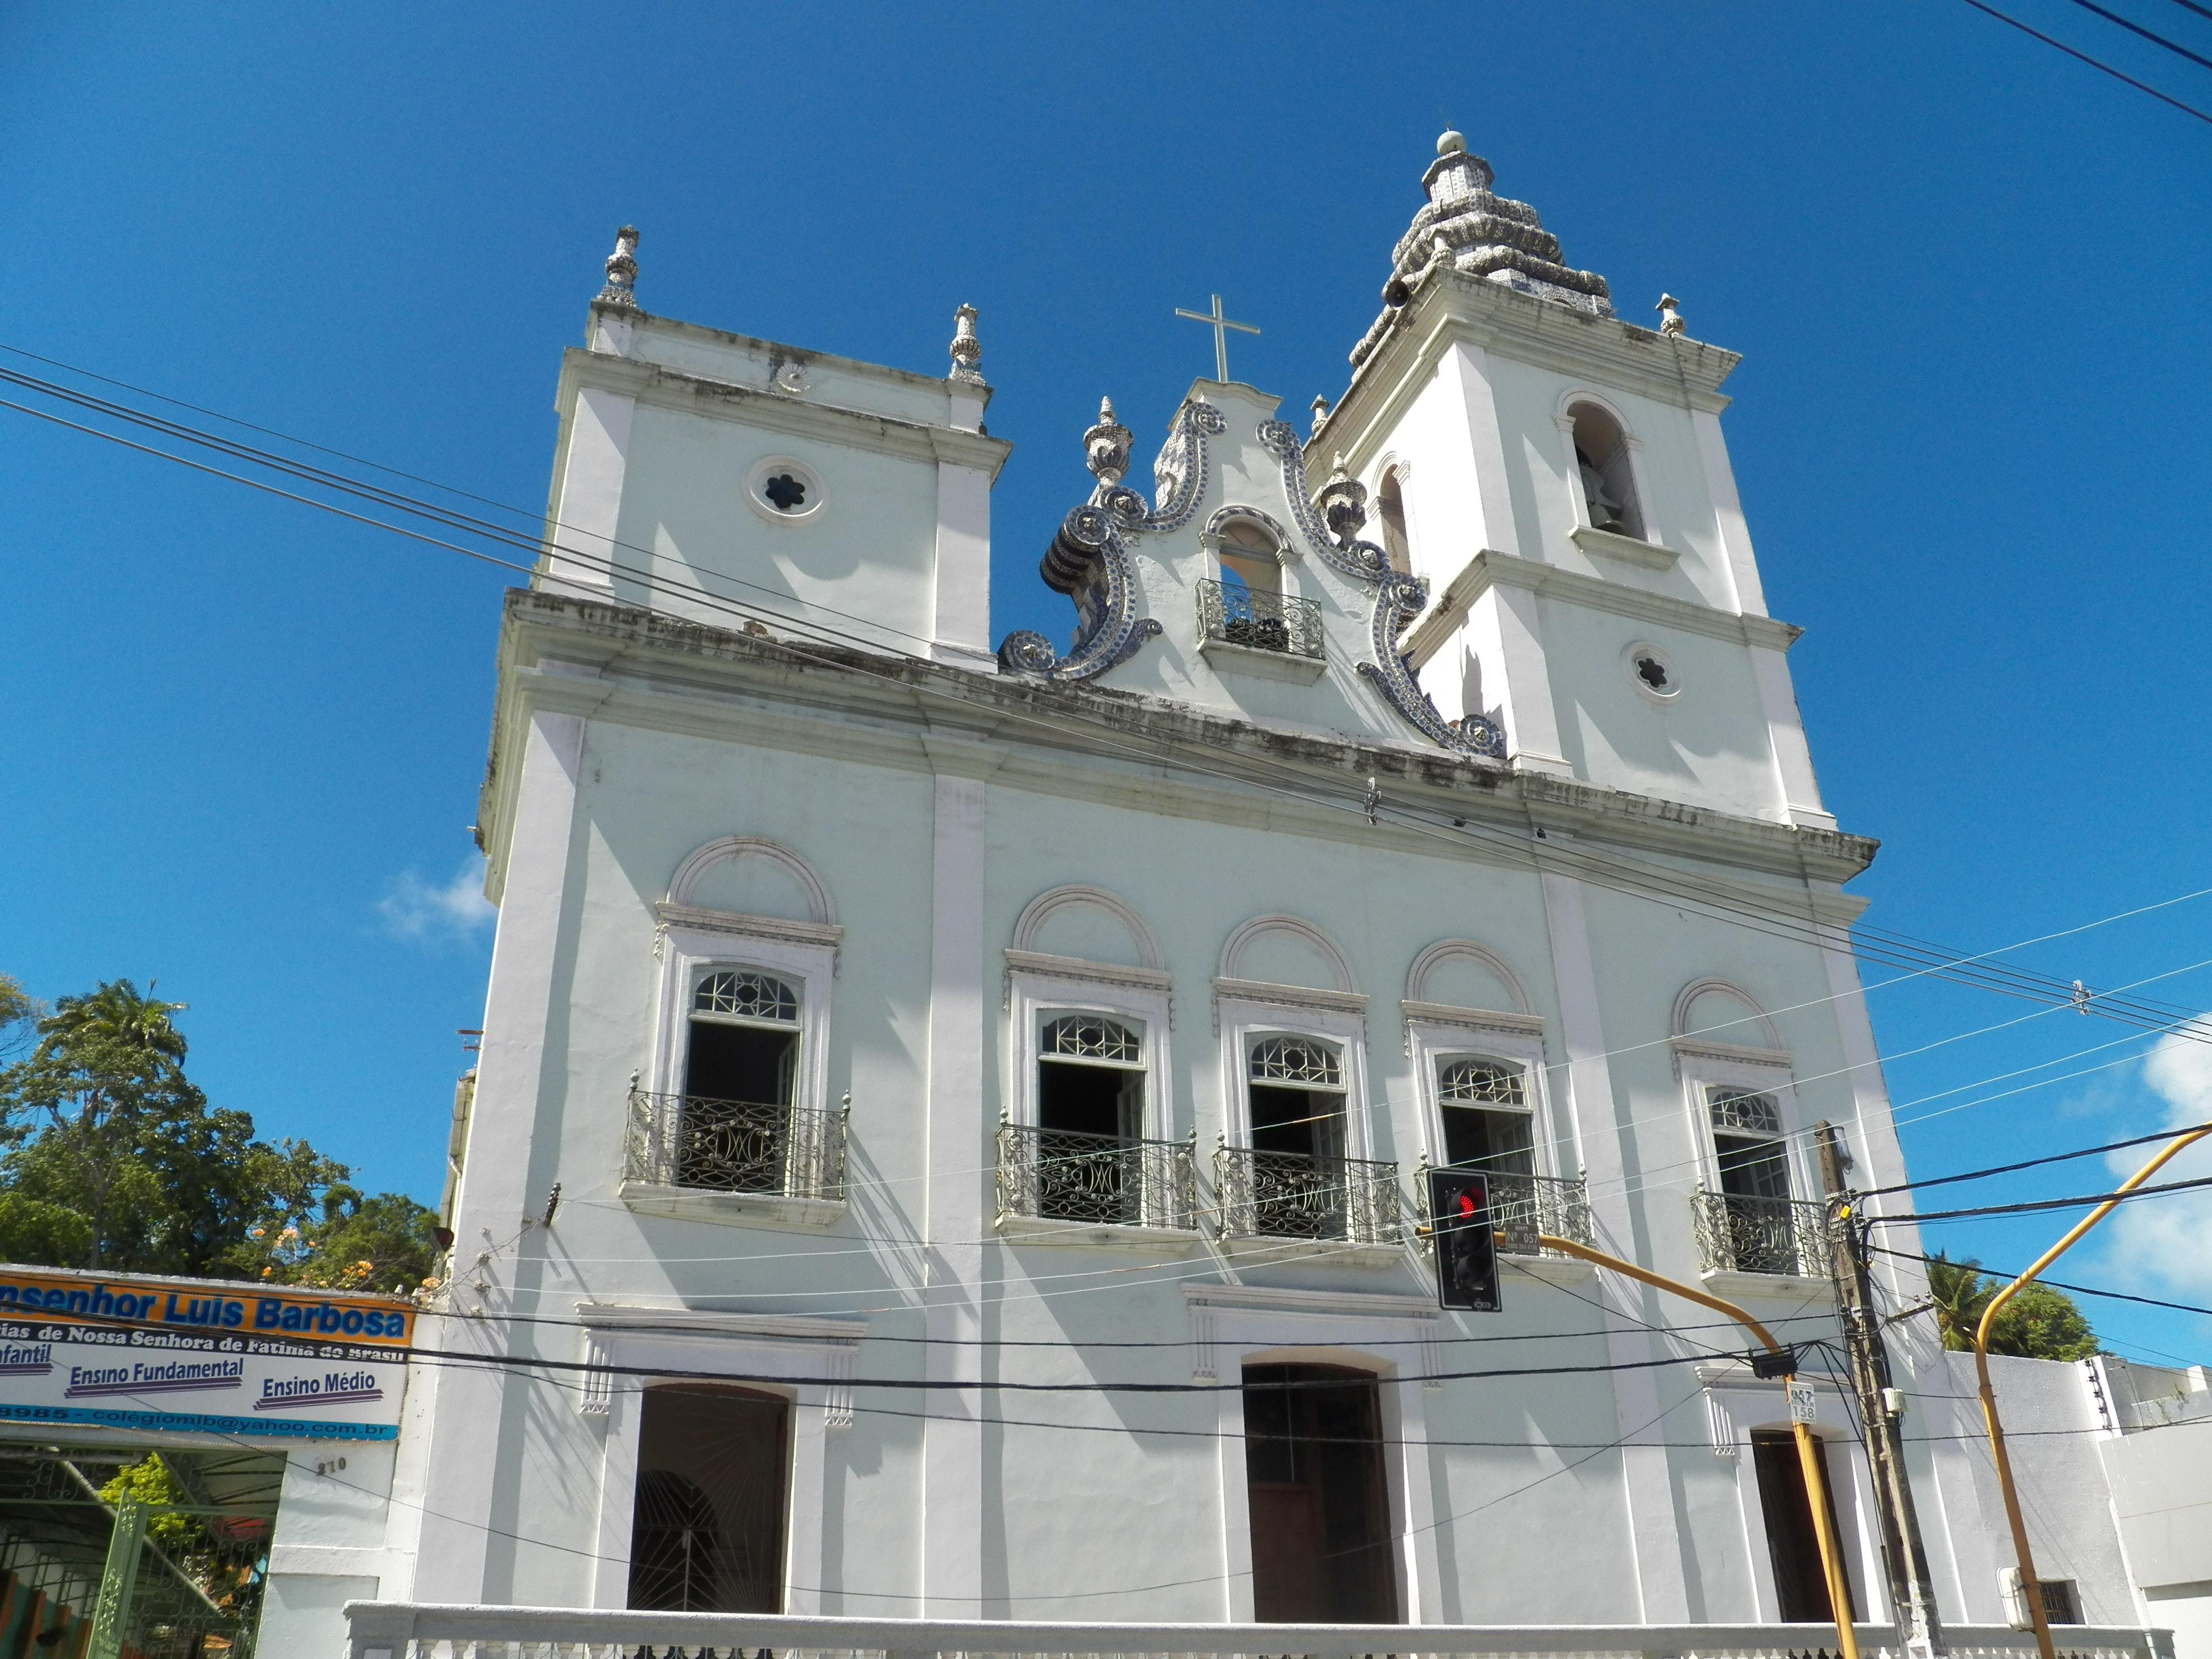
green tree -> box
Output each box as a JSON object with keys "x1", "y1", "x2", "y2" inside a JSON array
[
  {"x1": 0, "y1": 974, "x2": 38, "y2": 1061},
  {"x1": 1926, "y1": 1253, "x2": 2098, "y2": 1361},
  {"x1": 0, "y1": 975, "x2": 443, "y2": 1290},
  {"x1": 0, "y1": 980, "x2": 199, "y2": 1269},
  {"x1": 221, "y1": 1182, "x2": 444, "y2": 1295}
]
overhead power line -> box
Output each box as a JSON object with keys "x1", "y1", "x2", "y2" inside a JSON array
[
  {"x1": 1871, "y1": 1170, "x2": 2212, "y2": 1224},
  {"x1": 1859, "y1": 1118, "x2": 2212, "y2": 1198},
  {"x1": 1869, "y1": 1242, "x2": 2212, "y2": 1321},
  {"x1": 2062, "y1": 0, "x2": 2212, "y2": 72},
  {"x1": 9, "y1": 345, "x2": 2212, "y2": 1074},
  {"x1": 1957, "y1": 0, "x2": 2212, "y2": 124}
]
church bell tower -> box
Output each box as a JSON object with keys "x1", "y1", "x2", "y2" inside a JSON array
[{"x1": 1314, "y1": 132, "x2": 1834, "y2": 831}]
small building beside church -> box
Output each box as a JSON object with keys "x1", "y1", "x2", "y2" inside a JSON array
[{"x1": 286, "y1": 133, "x2": 2189, "y2": 1659}]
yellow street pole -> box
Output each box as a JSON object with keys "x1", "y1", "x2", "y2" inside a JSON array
[
  {"x1": 1517, "y1": 1232, "x2": 1860, "y2": 1659},
  {"x1": 1969, "y1": 1124, "x2": 2212, "y2": 1659}
]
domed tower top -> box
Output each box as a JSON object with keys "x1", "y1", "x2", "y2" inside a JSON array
[{"x1": 1351, "y1": 131, "x2": 1613, "y2": 370}]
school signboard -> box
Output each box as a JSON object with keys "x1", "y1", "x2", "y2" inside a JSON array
[{"x1": 0, "y1": 1266, "x2": 415, "y2": 1441}]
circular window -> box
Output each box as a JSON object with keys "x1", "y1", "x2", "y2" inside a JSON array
[
  {"x1": 1624, "y1": 641, "x2": 1679, "y2": 702},
  {"x1": 745, "y1": 456, "x2": 825, "y2": 526}
]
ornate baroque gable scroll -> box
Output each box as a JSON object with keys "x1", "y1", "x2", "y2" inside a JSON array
[
  {"x1": 1256, "y1": 421, "x2": 1507, "y2": 760},
  {"x1": 997, "y1": 400, "x2": 1228, "y2": 680}
]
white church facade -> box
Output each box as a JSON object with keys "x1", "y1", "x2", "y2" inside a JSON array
[{"x1": 267, "y1": 136, "x2": 2197, "y2": 1658}]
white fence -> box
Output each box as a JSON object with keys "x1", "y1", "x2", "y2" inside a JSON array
[{"x1": 341, "y1": 1606, "x2": 2177, "y2": 1659}]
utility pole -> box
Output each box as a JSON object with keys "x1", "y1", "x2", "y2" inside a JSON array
[{"x1": 1815, "y1": 1121, "x2": 1945, "y2": 1658}]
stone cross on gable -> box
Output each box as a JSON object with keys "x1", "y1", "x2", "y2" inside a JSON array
[{"x1": 1175, "y1": 294, "x2": 1259, "y2": 383}]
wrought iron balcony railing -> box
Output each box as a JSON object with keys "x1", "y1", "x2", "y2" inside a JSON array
[
  {"x1": 1478, "y1": 1170, "x2": 1595, "y2": 1255},
  {"x1": 995, "y1": 1121, "x2": 1198, "y2": 1231},
  {"x1": 1213, "y1": 1144, "x2": 1401, "y2": 1244},
  {"x1": 625, "y1": 1088, "x2": 847, "y2": 1202},
  {"x1": 1691, "y1": 1190, "x2": 1827, "y2": 1277},
  {"x1": 1197, "y1": 578, "x2": 1324, "y2": 659}
]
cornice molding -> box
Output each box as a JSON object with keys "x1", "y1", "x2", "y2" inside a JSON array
[
  {"x1": 1183, "y1": 1281, "x2": 1442, "y2": 1385},
  {"x1": 1322, "y1": 274, "x2": 1741, "y2": 467},
  {"x1": 574, "y1": 1303, "x2": 866, "y2": 1343},
  {"x1": 573, "y1": 1301, "x2": 866, "y2": 1423},
  {"x1": 1182, "y1": 1282, "x2": 1436, "y2": 1319},
  {"x1": 1003, "y1": 948, "x2": 1172, "y2": 995},
  {"x1": 557, "y1": 348, "x2": 1011, "y2": 479},
  {"x1": 1401, "y1": 1000, "x2": 1545, "y2": 1041},
  {"x1": 1212, "y1": 976, "x2": 1369, "y2": 1017},
  {"x1": 655, "y1": 901, "x2": 844, "y2": 952},
  {"x1": 481, "y1": 589, "x2": 1880, "y2": 904},
  {"x1": 1400, "y1": 545, "x2": 1797, "y2": 666},
  {"x1": 1492, "y1": 549, "x2": 1801, "y2": 649},
  {"x1": 615, "y1": 309, "x2": 982, "y2": 402},
  {"x1": 1668, "y1": 1035, "x2": 1795, "y2": 1072}
]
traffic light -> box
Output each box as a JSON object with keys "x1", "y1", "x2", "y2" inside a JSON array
[{"x1": 1427, "y1": 1168, "x2": 1500, "y2": 1312}]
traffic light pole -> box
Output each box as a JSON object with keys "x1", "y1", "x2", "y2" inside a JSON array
[
  {"x1": 1814, "y1": 1123, "x2": 1944, "y2": 1658},
  {"x1": 1515, "y1": 1230, "x2": 1861, "y2": 1659},
  {"x1": 1970, "y1": 1122, "x2": 2212, "y2": 1659}
]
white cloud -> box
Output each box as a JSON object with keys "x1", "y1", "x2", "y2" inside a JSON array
[
  {"x1": 2087, "y1": 1022, "x2": 2212, "y2": 1302},
  {"x1": 378, "y1": 856, "x2": 495, "y2": 943}
]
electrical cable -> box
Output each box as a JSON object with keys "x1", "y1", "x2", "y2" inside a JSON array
[
  {"x1": 1866, "y1": 1171, "x2": 2212, "y2": 1225},
  {"x1": 13, "y1": 338, "x2": 2199, "y2": 1051},
  {"x1": 1858, "y1": 1118, "x2": 2212, "y2": 1198},
  {"x1": 1578, "y1": 960, "x2": 2210, "y2": 1214},
  {"x1": 421, "y1": 1293, "x2": 1847, "y2": 1349},
  {"x1": 399, "y1": 1342, "x2": 2190, "y2": 1454},
  {"x1": 1957, "y1": 0, "x2": 2212, "y2": 123},
  {"x1": 11, "y1": 349, "x2": 2211, "y2": 1060},
  {"x1": 120, "y1": 1362, "x2": 1714, "y2": 1607},
  {"x1": 1867, "y1": 1243, "x2": 2212, "y2": 1321},
  {"x1": 22, "y1": 352, "x2": 2212, "y2": 1264},
  {"x1": 2062, "y1": 0, "x2": 2212, "y2": 71},
  {"x1": 17, "y1": 351, "x2": 2212, "y2": 1256}
]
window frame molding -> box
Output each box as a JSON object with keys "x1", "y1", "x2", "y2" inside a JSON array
[
  {"x1": 576, "y1": 1302, "x2": 864, "y2": 1614},
  {"x1": 1217, "y1": 993, "x2": 1373, "y2": 1160},
  {"x1": 1005, "y1": 959, "x2": 1174, "y2": 1144},
  {"x1": 649, "y1": 923, "x2": 836, "y2": 1121},
  {"x1": 1672, "y1": 1036, "x2": 1807, "y2": 1200},
  {"x1": 1405, "y1": 1010, "x2": 1564, "y2": 1180},
  {"x1": 635, "y1": 912, "x2": 843, "y2": 1227}
]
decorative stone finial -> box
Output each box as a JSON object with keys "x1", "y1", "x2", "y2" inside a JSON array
[
  {"x1": 1351, "y1": 133, "x2": 1614, "y2": 372},
  {"x1": 596, "y1": 226, "x2": 639, "y2": 308},
  {"x1": 1318, "y1": 453, "x2": 1368, "y2": 546},
  {"x1": 1656, "y1": 293, "x2": 1685, "y2": 338},
  {"x1": 1310, "y1": 394, "x2": 1331, "y2": 439},
  {"x1": 948, "y1": 303, "x2": 984, "y2": 385},
  {"x1": 1083, "y1": 397, "x2": 1133, "y2": 486}
]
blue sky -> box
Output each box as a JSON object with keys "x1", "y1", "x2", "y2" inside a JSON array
[{"x1": 3, "y1": 3, "x2": 2209, "y2": 1363}]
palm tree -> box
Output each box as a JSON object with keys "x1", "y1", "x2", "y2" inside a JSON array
[
  {"x1": 1926, "y1": 1253, "x2": 1989, "y2": 1350},
  {"x1": 34, "y1": 979, "x2": 187, "y2": 1063}
]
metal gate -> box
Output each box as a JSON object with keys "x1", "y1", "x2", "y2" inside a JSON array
[{"x1": 0, "y1": 1447, "x2": 276, "y2": 1658}]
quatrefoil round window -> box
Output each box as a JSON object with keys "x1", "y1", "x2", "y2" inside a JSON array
[
  {"x1": 1624, "y1": 641, "x2": 1680, "y2": 703},
  {"x1": 745, "y1": 456, "x2": 826, "y2": 526}
]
